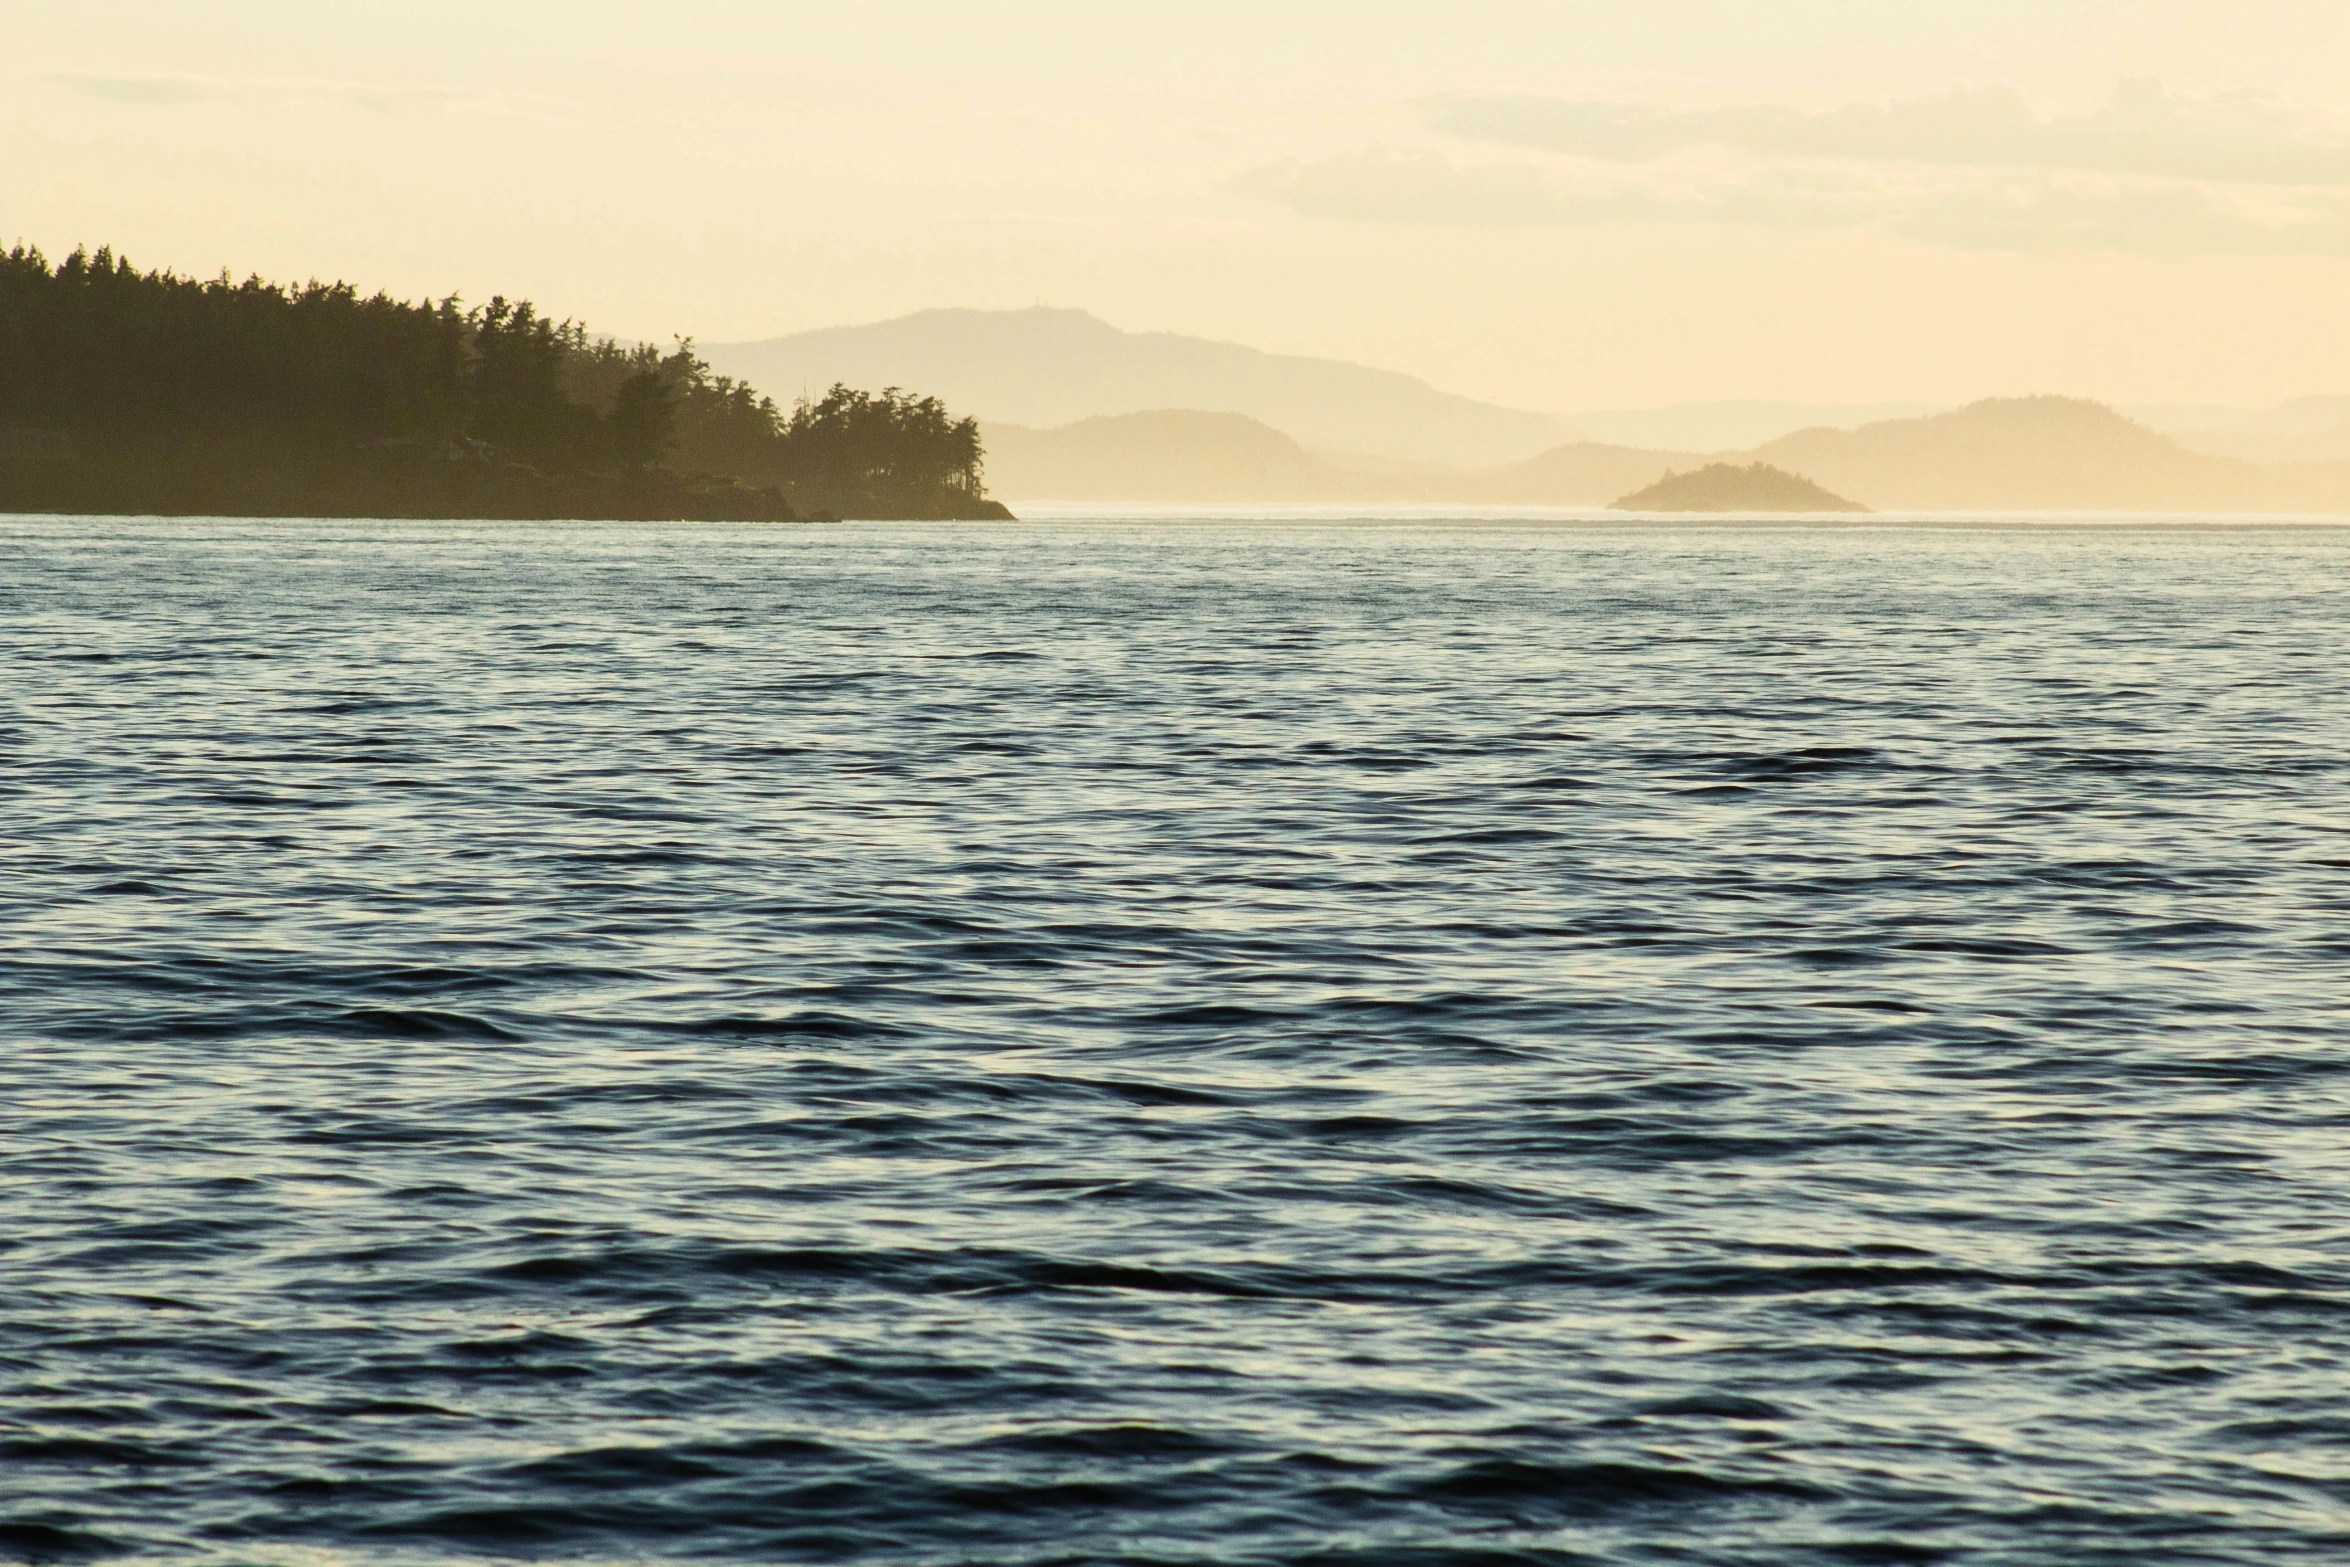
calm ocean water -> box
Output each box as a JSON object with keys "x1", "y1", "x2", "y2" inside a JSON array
[{"x1": 4, "y1": 513, "x2": 2348, "y2": 1566}]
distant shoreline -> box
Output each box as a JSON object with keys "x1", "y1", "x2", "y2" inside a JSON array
[
  {"x1": 980, "y1": 399, "x2": 2350, "y2": 515},
  {"x1": 15, "y1": 506, "x2": 2341, "y2": 532},
  {"x1": 987, "y1": 501, "x2": 2350, "y2": 527}
]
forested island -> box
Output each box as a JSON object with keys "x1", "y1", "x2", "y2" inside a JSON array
[
  {"x1": 1610, "y1": 462, "x2": 1867, "y2": 514},
  {"x1": 0, "y1": 245, "x2": 1011, "y2": 522}
]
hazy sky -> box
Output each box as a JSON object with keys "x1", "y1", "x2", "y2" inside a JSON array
[{"x1": 11, "y1": 1, "x2": 2350, "y2": 411}]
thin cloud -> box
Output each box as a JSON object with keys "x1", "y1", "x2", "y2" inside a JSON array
[
  {"x1": 49, "y1": 73, "x2": 563, "y2": 120},
  {"x1": 1233, "y1": 149, "x2": 2350, "y2": 255},
  {"x1": 331, "y1": 83, "x2": 560, "y2": 120},
  {"x1": 1233, "y1": 150, "x2": 1861, "y2": 229},
  {"x1": 1430, "y1": 81, "x2": 2350, "y2": 188},
  {"x1": 52, "y1": 73, "x2": 231, "y2": 106}
]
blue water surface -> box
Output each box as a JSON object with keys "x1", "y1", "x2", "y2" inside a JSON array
[{"x1": 3, "y1": 514, "x2": 2347, "y2": 1565}]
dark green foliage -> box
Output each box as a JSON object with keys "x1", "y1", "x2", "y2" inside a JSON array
[
  {"x1": 0, "y1": 244, "x2": 473, "y2": 448},
  {"x1": 608, "y1": 370, "x2": 677, "y2": 471},
  {"x1": 773, "y1": 385, "x2": 989, "y2": 519},
  {"x1": 0, "y1": 243, "x2": 1008, "y2": 520}
]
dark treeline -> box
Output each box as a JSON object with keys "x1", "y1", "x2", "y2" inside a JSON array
[{"x1": 0, "y1": 245, "x2": 1009, "y2": 521}]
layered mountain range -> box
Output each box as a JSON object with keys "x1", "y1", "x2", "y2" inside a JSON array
[
  {"x1": 706, "y1": 308, "x2": 2350, "y2": 514},
  {"x1": 706, "y1": 308, "x2": 1569, "y2": 470},
  {"x1": 981, "y1": 399, "x2": 2350, "y2": 514}
]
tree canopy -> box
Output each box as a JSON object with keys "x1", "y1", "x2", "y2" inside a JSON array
[{"x1": 0, "y1": 244, "x2": 1005, "y2": 520}]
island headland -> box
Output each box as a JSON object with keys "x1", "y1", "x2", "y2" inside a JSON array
[{"x1": 0, "y1": 245, "x2": 1013, "y2": 522}]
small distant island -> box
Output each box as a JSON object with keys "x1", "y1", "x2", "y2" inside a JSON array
[
  {"x1": 0, "y1": 244, "x2": 1012, "y2": 522},
  {"x1": 1611, "y1": 462, "x2": 1869, "y2": 514}
]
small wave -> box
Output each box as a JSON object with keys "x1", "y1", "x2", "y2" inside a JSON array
[
  {"x1": 673, "y1": 1012, "x2": 913, "y2": 1040},
  {"x1": 0, "y1": 1522, "x2": 126, "y2": 1562},
  {"x1": 1404, "y1": 1456, "x2": 1829, "y2": 1517}
]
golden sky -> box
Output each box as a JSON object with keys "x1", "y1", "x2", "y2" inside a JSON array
[{"x1": 11, "y1": 1, "x2": 2350, "y2": 411}]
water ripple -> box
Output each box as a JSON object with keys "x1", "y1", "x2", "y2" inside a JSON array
[{"x1": 3, "y1": 515, "x2": 2348, "y2": 1564}]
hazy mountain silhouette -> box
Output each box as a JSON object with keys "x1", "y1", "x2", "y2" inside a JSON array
[
  {"x1": 2133, "y1": 396, "x2": 2350, "y2": 464},
  {"x1": 2274, "y1": 458, "x2": 2350, "y2": 507},
  {"x1": 1570, "y1": 401, "x2": 1943, "y2": 452},
  {"x1": 1612, "y1": 463, "x2": 1867, "y2": 513},
  {"x1": 979, "y1": 410, "x2": 1665, "y2": 504},
  {"x1": 703, "y1": 308, "x2": 1572, "y2": 468},
  {"x1": 983, "y1": 411, "x2": 1381, "y2": 502},
  {"x1": 1460, "y1": 442, "x2": 1683, "y2": 505},
  {"x1": 1751, "y1": 397, "x2": 2275, "y2": 511},
  {"x1": 702, "y1": 310, "x2": 2346, "y2": 512},
  {"x1": 979, "y1": 395, "x2": 2350, "y2": 515}
]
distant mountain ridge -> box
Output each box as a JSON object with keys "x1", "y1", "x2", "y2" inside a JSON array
[
  {"x1": 2132, "y1": 396, "x2": 2350, "y2": 465},
  {"x1": 984, "y1": 396, "x2": 2350, "y2": 515},
  {"x1": 1569, "y1": 401, "x2": 1945, "y2": 453},
  {"x1": 982, "y1": 412, "x2": 1370, "y2": 503},
  {"x1": 704, "y1": 308, "x2": 1572, "y2": 469},
  {"x1": 1748, "y1": 397, "x2": 2292, "y2": 511}
]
